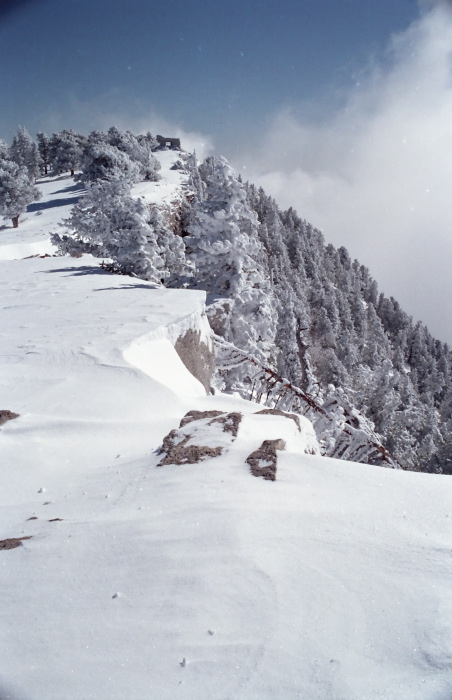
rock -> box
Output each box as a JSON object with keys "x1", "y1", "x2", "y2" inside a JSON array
[
  {"x1": 158, "y1": 411, "x2": 243, "y2": 466},
  {"x1": 255, "y1": 408, "x2": 301, "y2": 432},
  {"x1": 246, "y1": 439, "x2": 286, "y2": 481},
  {"x1": 208, "y1": 412, "x2": 242, "y2": 437},
  {"x1": 174, "y1": 329, "x2": 215, "y2": 394},
  {"x1": 179, "y1": 410, "x2": 223, "y2": 428},
  {"x1": 0, "y1": 536, "x2": 32, "y2": 550},
  {"x1": 158, "y1": 431, "x2": 223, "y2": 466},
  {"x1": 0, "y1": 410, "x2": 19, "y2": 427}
]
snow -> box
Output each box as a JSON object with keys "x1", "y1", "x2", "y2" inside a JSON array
[
  {"x1": 124, "y1": 337, "x2": 206, "y2": 396},
  {"x1": 131, "y1": 150, "x2": 188, "y2": 208},
  {"x1": 0, "y1": 157, "x2": 451, "y2": 700}
]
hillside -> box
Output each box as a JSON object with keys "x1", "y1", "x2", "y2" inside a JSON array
[{"x1": 0, "y1": 153, "x2": 451, "y2": 700}]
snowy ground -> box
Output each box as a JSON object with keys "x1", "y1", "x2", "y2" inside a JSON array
[{"x1": 0, "y1": 155, "x2": 451, "y2": 700}]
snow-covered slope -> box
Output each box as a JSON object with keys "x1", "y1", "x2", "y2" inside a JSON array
[{"x1": 0, "y1": 157, "x2": 451, "y2": 700}]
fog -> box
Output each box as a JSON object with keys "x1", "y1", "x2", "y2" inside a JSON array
[{"x1": 230, "y1": 2, "x2": 452, "y2": 344}]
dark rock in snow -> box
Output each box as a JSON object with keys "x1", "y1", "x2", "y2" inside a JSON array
[
  {"x1": 179, "y1": 410, "x2": 224, "y2": 428},
  {"x1": 158, "y1": 430, "x2": 223, "y2": 466},
  {"x1": 0, "y1": 410, "x2": 19, "y2": 427},
  {"x1": 158, "y1": 411, "x2": 243, "y2": 466},
  {"x1": 208, "y1": 411, "x2": 242, "y2": 436},
  {"x1": 246, "y1": 439, "x2": 286, "y2": 481},
  {"x1": 0, "y1": 536, "x2": 32, "y2": 550}
]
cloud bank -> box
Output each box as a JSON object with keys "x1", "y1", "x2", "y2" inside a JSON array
[{"x1": 232, "y1": 2, "x2": 452, "y2": 344}]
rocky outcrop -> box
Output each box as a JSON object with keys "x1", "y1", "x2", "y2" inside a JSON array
[
  {"x1": 179, "y1": 410, "x2": 242, "y2": 435},
  {"x1": 174, "y1": 329, "x2": 215, "y2": 394},
  {"x1": 157, "y1": 410, "x2": 243, "y2": 466},
  {"x1": 158, "y1": 431, "x2": 223, "y2": 466},
  {"x1": 157, "y1": 407, "x2": 316, "y2": 479}
]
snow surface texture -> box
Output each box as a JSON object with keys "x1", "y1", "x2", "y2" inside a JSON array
[{"x1": 0, "y1": 156, "x2": 451, "y2": 700}]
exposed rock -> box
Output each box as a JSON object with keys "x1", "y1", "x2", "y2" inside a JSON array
[
  {"x1": 255, "y1": 408, "x2": 301, "y2": 432},
  {"x1": 178, "y1": 410, "x2": 242, "y2": 435},
  {"x1": 158, "y1": 431, "x2": 223, "y2": 466},
  {"x1": 0, "y1": 536, "x2": 32, "y2": 550},
  {"x1": 179, "y1": 410, "x2": 223, "y2": 428},
  {"x1": 0, "y1": 410, "x2": 19, "y2": 427},
  {"x1": 246, "y1": 439, "x2": 286, "y2": 481},
  {"x1": 208, "y1": 411, "x2": 242, "y2": 437},
  {"x1": 158, "y1": 411, "x2": 243, "y2": 466},
  {"x1": 174, "y1": 329, "x2": 215, "y2": 394}
]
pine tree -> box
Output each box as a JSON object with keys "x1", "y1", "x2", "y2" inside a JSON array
[
  {"x1": 185, "y1": 156, "x2": 278, "y2": 391},
  {"x1": 10, "y1": 126, "x2": 41, "y2": 181},
  {"x1": 54, "y1": 179, "x2": 181, "y2": 284},
  {"x1": 37, "y1": 132, "x2": 50, "y2": 175},
  {"x1": 77, "y1": 140, "x2": 141, "y2": 185},
  {"x1": 0, "y1": 153, "x2": 41, "y2": 227},
  {"x1": 187, "y1": 157, "x2": 277, "y2": 352},
  {"x1": 49, "y1": 130, "x2": 85, "y2": 175},
  {"x1": 106, "y1": 127, "x2": 160, "y2": 181}
]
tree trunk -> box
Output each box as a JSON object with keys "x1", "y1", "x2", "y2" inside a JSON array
[{"x1": 12, "y1": 215, "x2": 19, "y2": 228}]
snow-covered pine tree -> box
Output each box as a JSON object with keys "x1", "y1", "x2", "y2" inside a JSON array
[
  {"x1": 186, "y1": 156, "x2": 277, "y2": 391},
  {"x1": 9, "y1": 126, "x2": 41, "y2": 181},
  {"x1": 0, "y1": 140, "x2": 9, "y2": 159},
  {"x1": 185, "y1": 152, "x2": 205, "y2": 203},
  {"x1": 49, "y1": 130, "x2": 85, "y2": 175},
  {"x1": 53, "y1": 178, "x2": 181, "y2": 284},
  {"x1": 136, "y1": 131, "x2": 159, "y2": 155},
  {"x1": 0, "y1": 151, "x2": 41, "y2": 227},
  {"x1": 77, "y1": 139, "x2": 141, "y2": 185},
  {"x1": 147, "y1": 206, "x2": 189, "y2": 286},
  {"x1": 106, "y1": 127, "x2": 160, "y2": 182},
  {"x1": 37, "y1": 132, "x2": 50, "y2": 175}
]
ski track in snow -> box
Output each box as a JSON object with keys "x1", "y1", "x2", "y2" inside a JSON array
[{"x1": 0, "y1": 153, "x2": 451, "y2": 700}]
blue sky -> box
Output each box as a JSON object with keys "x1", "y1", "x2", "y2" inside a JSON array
[
  {"x1": 1, "y1": 0, "x2": 418, "y2": 148},
  {"x1": 2, "y1": 0, "x2": 452, "y2": 343}
]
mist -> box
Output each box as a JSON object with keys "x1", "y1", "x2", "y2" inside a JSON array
[{"x1": 230, "y1": 2, "x2": 452, "y2": 344}]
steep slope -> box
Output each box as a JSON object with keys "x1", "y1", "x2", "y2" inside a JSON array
[{"x1": 0, "y1": 159, "x2": 451, "y2": 700}]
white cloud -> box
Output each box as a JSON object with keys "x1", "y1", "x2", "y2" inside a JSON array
[{"x1": 232, "y1": 3, "x2": 452, "y2": 344}]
